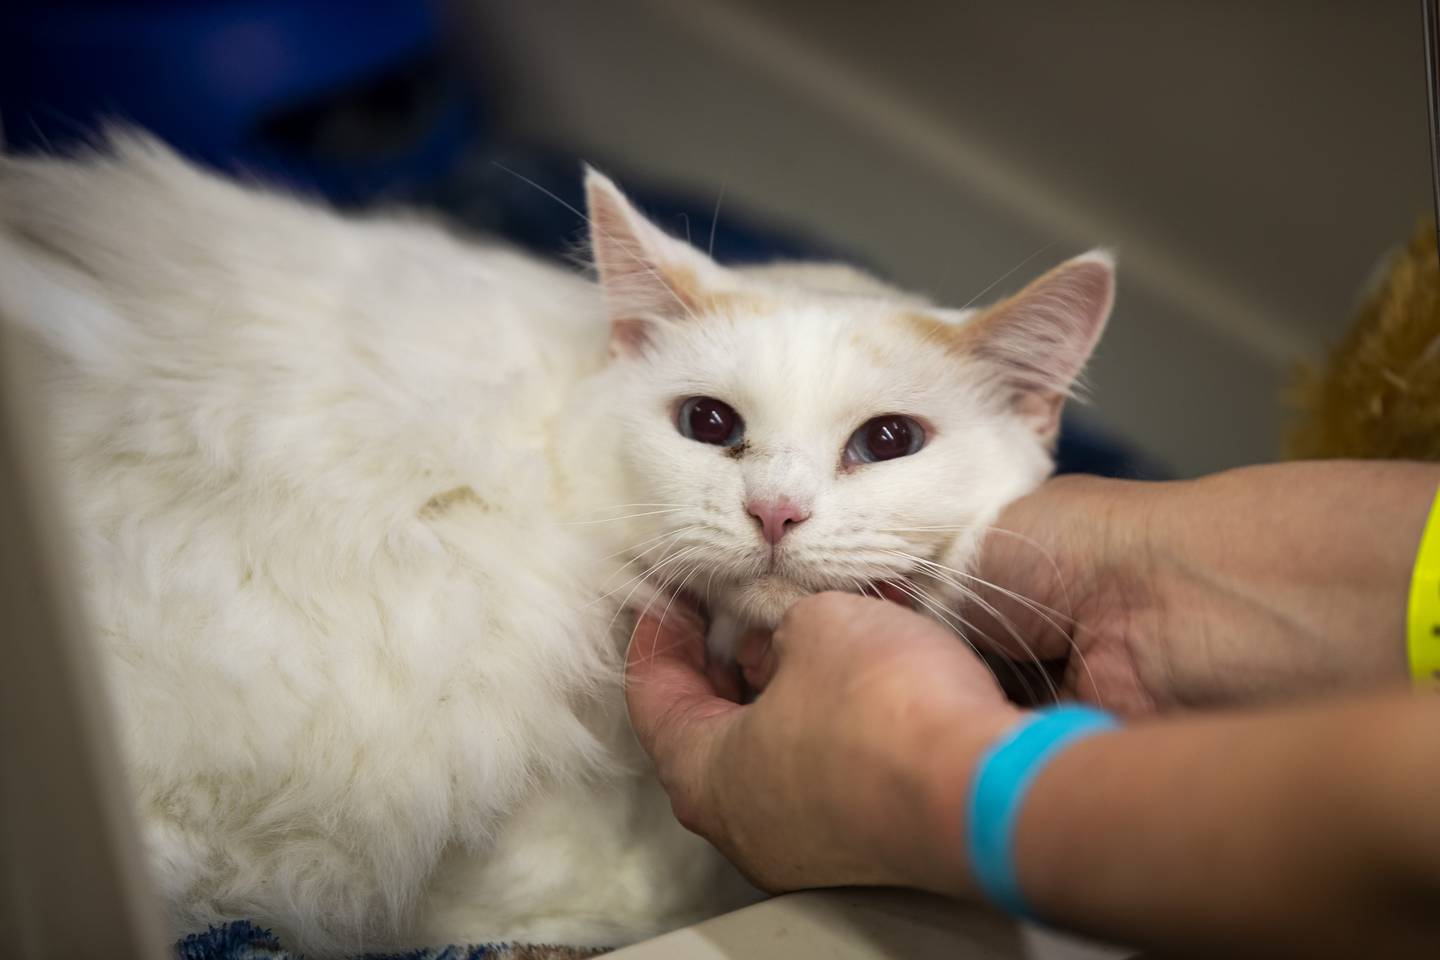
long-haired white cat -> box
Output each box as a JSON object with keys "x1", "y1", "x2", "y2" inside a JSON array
[{"x1": 0, "y1": 133, "x2": 1113, "y2": 954}]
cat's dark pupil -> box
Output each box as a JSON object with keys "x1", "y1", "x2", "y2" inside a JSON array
[
  {"x1": 866, "y1": 417, "x2": 912, "y2": 460},
  {"x1": 690, "y1": 398, "x2": 737, "y2": 445}
]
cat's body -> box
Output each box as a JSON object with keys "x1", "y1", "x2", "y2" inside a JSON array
[{"x1": 0, "y1": 135, "x2": 1113, "y2": 954}]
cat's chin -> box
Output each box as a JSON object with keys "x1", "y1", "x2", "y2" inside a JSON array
[
  {"x1": 721, "y1": 576, "x2": 913, "y2": 629},
  {"x1": 724, "y1": 575, "x2": 813, "y2": 628}
]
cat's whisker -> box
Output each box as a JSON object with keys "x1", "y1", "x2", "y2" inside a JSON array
[
  {"x1": 604, "y1": 539, "x2": 698, "y2": 602},
  {"x1": 491, "y1": 161, "x2": 706, "y2": 328},
  {"x1": 594, "y1": 525, "x2": 693, "y2": 566},
  {"x1": 565, "y1": 507, "x2": 689, "y2": 525},
  {"x1": 874, "y1": 524, "x2": 1074, "y2": 625},
  {"x1": 880, "y1": 550, "x2": 1062, "y2": 701},
  {"x1": 973, "y1": 524, "x2": 1077, "y2": 632},
  {"x1": 599, "y1": 522, "x2": 694, "y2": 567},
  {"x1": 906, "y1": 309, "x2": 969, "y2": 354},
  {"x1": 904, "y1": 575, "x2": 1056, "y2": 706},
  {"x1": 896, "y1": 553, "x2": 1098, "y2": 709},
  {"x1": 628, "y1": 556, "x2": 708, "y2": 672},
  {"x1": 904, "y1": 523, "x2": 1071, "y2": 593},
  {"x1": 954, "y1": 570, "x2": 1104, "y2": 710},
  {"x1": 603, "y1": 546, "x2": 706, "y2": 647},
  {"x1": 707, "y1": 180, "x2": 728, "y2": 259},
  {"x1": 595, "y1": 527, "x2": 703, "y2": 594},
  {"x1": 654, "y1": 559, "x2": 706, "y2": 646},
  {"x1": 854, "y1": 578, "x2": 881, "y2": 601},
  {"x1": 895, "y1": 549, "x2": 1075, "y2": 630},
  {"x1": 957, "y1": 240, "x2": 1060, "y2": 312},
  {"x1": 886, "y1": 544, "x2": 1097, "y2": 702},
  {"x1": 582, "y1": 502, "x2": 689, "y2": 513},
  {"x1": 590, "y1": 539, "x2": 699, "y2": 607},
  {"x1": 885, "y1": 548, "x2": 1046, "y2": 634},
  {"x1": 883, "y1": 577, "x2": 1037, "y2": 702},
  {"x1": 882, "y1": 535, "x2": 1077, "y2": 665}
]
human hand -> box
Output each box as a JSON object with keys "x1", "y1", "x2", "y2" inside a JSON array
[
  {"x1": 967, "y1": 465, "x2": 1427, "y2": 715},
  {"x1": 625, "y1": 592, "x2": 1021, "y2": 896},
  {"x1": 963, "y1": 474, "x2": 1171, "y2": 715}
]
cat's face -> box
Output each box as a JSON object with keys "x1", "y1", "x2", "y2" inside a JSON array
[{"x1": 586, "y1": 171, "x2": 1113, "y2": 630}]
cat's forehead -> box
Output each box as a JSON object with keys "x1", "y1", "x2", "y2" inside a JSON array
[
  {"x1": 651, "y1": 294, "x2": 975, "y2": 419},
  {"x1": 729, "y1": 292, "x2": 961, "y2": 363}
]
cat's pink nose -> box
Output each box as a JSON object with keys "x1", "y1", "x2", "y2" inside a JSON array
[{"x1": 747, "y1": 497, "x2": 810, "y2": 545}]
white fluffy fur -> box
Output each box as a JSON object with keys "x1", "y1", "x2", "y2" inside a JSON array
[{"x1": 0, "y1": 134, "x2": 1113, "y2": 954}]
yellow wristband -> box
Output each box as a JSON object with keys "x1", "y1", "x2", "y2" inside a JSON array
[{"x1": 1407, "y1": 485, "x2": 1440, "y2": 692}]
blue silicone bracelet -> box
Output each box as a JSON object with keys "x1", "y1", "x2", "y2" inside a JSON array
[{"x1": 967, "y1": 705, "x2": 1120, "y2": 918}]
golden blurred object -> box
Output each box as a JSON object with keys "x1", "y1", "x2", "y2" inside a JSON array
[{"x1": 1289, "y1": 221, "x2": 1440, "y2": 461}]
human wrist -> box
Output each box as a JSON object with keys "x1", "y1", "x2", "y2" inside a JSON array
[
  {"x1": 1039, "y1": 473, "x2": 1163, "y2": 600},
  {"x1": 1155, "y1": 463, "x2": 1429, "y2": 703},
  {"x1": 902, "y1": 703, "x2": 1029, "y2": 899}
]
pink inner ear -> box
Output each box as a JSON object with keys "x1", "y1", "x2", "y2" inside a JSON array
[
  {"x1": 1011, "y1": 391, "x2": 1066, "y2": 440},
  {"x1": 610, "y1": 317, "x2": 651, "y2": 355},
  {"x1": 975, "y1": 257, "x2": 1113, "y2": 395},
  {"x1": 583, "y1": 168, "x2": 713, "y2": 355},
  {"x1": 966, "y1": 253, "x2": 1114, "y2": 437},
  {"x1": 587, "y1": 181, "x2": 654, "y2": 289}
]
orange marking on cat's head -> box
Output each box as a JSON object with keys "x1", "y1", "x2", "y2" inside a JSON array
[
  {"x1": 895, "y1": 310, "x2": 977, "y2": 357},
  {"x1": 663, "y1": 264, "x2": 768, "y2": 317},
  {"x1": 846, "y1": 327, "x2": 894, "y2": 366}
]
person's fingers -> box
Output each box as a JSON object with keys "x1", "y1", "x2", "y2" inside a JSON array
[
  {"x1": 626, "y1": 604, "x2": 747, "y2": 834},
  {"x1": 872, "y1": 581, "x2": 916, "y2": 609},
  {"x1": 739, "y1": 592, "x2": 861, "y2": 686},
  {"x1": 705, "y1": 650, "x2": 744, "y2": 703},
  {"x1": 737, "y1": 590, "x2": 924, "y2": 694},
  {"x1": 735, "y1": 628, "x2": 776, "y2": 692},
  {"x1": 966, "y1": 481, "x2": 1102, "y2": 661},
  {"x1": 774, "y1": 591, "x2": 896, "y2": 654},
  {"x1": 630, "y1": 596, "x2": 707, "y2": 672},
  {"x1": 625, "y1": 603, "x2": 740, "y2": 765}
]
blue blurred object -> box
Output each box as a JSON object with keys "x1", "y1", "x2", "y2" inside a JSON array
[
  {"x1": 1053, "y1": 414, "x2": 1165, "y2": 480},
  {"x1": 1, "y1": 0, "x2": 477, "y2": 203},
  {"x1": 0, "y1": 0, "x2": 1164, "y2": 479}
]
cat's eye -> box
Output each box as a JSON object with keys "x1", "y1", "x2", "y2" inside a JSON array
[
  {"x1": 845, "y1": 415, "x2": 926, "y2": 465},
  {"x1": 677, "y1": 396, "x2": 745, "y2": 447}
]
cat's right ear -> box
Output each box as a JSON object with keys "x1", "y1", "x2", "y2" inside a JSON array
[
  {"x1": 584, "y1": 168, "x2": 722, "y2": 356},
  {"x1": 951, "y1": 250, "x2": 1115, "y2": 441}
]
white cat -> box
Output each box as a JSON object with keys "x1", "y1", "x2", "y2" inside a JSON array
[{"x1": 0, "y1": 133, "x2": 1113, "y2": 955}]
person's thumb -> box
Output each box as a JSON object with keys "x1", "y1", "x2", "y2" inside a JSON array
[
  {"x1": 735, "y1": 627, "x2": 778, "y2": 692},
  {"x1": 625, "y1": 602, "x2": 742, "y2": 803}
]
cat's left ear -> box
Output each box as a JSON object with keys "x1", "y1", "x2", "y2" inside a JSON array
[
  {"x1": 584, "y1": 168, "x2": 724, "y2": 356},
  {"x1": 953, "y1": 250, "x2": 1115, "y2": 441}
]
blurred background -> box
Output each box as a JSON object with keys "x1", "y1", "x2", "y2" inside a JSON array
[
  {"x1": 1, "y1": 0, "x2": 1430, "y2": 478},
  {"x1": 1, "y1": 5, "x2": 1432, "y2": 957}
]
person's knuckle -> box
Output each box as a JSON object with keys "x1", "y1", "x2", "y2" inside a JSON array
[
  {"x1": 671, "y1": 797, "x2": 706, "y2": 835},
  {"x1": 667, "y1": 778, "x2": 716, "y2": 837},
  {"x1": 787, "y1": 590, "x2": 849, "y2": 626},
  {"x1": 775, "y1": 592, "x2": 866, "y2": 655},
  {"x1": 785, "y1": 592, "x2": 825, "y2": 620}
]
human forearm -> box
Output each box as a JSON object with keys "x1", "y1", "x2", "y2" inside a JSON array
[
  {"x1": 1150, "y1": 461, "x2": 1439, "y2": 703},
  {"x1": 980, "y1": 462, "x2": 1440, "y2": 710},
  {"x1": 999, "y1": 692, "x2": 1440, "y2": 957}
]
